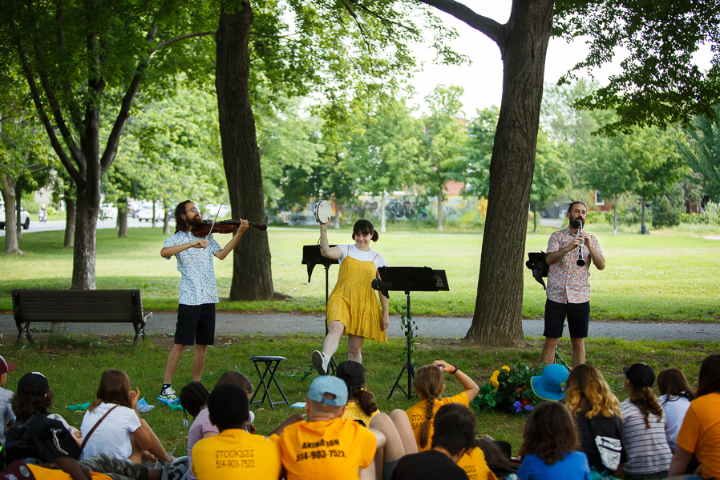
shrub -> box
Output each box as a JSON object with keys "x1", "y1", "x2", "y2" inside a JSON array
[{"x1": 653, "y1": 192, "x2": 684, "y2": 229}]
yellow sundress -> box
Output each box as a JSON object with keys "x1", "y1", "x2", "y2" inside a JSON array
[{"x1": 326, "y1": 246, "x2": 386, "y2": 343}]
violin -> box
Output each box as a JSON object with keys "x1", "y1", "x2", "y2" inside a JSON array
[{"x1": 192, "y1": 219, "x2": 267, "y2": 237}]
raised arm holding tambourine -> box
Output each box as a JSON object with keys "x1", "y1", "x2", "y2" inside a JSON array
[{"x1": 311, "y1": 202, "x2": 389, "y2": 375}]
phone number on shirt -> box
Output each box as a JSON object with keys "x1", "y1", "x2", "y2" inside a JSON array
[
  {"x1": 295, "y1": 449, "x2": 346, "y2": 462},
  {"x1": 216, "y1": 459, "x2": 255, "y2": 469}
]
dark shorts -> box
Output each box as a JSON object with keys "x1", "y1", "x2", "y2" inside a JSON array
[
  {"x1": 543, "y1": 299, "x2": 590, "y2": 339},
  {"x1": 175, "y1": 303, "x2": 216, "y2": 345}
]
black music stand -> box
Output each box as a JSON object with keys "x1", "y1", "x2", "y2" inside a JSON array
[
  {"x1": 302, "y1": 245, "x2": 339, "y2": 375},
  {"x1": 378, "y1": 266, "x2": 449, "y2": 399}
]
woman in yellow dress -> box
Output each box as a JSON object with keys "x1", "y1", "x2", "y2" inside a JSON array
[{"x1": 312, "y1": 219, "x2": 389, "y2": 374}]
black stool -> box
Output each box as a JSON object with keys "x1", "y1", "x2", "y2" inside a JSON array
[{"x1": 249, "y1": 356, "x2": 290, "y2": 411}]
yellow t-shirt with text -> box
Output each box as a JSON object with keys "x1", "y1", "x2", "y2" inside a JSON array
[
  {"x1": 405, "y1": 391, "x2": 469, "y2": 451},
  {"x1": 456, "y1": 447, "x2": 498, "y2": 480},
  {"x1": 191, "y1": 428, "x2": 281, "y2": 480},
  {"x1": 276, "y1": 417, "x2": 377, "y2": 480}
]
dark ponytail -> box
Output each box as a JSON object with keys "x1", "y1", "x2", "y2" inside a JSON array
[{"x1": 350, "y1": 385, "x2": 378, "y2": 417}]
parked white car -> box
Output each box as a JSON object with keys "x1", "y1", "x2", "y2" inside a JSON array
[
  {"x1": 0, "y1": 202, "x2": 30, "y2": 230},
  {"x1": 136, "y1": 205, "x2": 164, "y2": 222},
  {"x1": 203, "y1": 203, "x2": 231, "y2": 220},
  {"x1": 98, "y1": 203, "x2": 118, "y2": 220}
]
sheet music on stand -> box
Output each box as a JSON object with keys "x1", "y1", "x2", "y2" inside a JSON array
[{"x1": 377, "y1": 266, "x2": 449, "y2": 399}]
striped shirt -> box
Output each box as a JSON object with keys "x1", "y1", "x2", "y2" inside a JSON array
[{"x1": 620, "y1": 399, "x2": 672, "y2": 474}]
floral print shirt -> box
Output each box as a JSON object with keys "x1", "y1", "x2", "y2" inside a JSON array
[
  {"x1": 164, "y1": 231, "x2": 222, "y2": 305},
  {"x1": 546, "y1": 227, "x2": 603, "y2": 304}
]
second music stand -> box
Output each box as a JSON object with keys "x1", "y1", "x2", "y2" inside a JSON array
[
  {"x1": 302, "y1": 245, "x2": 339, "y2": 375},
  {"x1": 378, "y1": 266, "x2": 449, "y2": 399}
]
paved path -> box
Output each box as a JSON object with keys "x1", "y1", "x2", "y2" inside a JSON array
[{"x1": 1, "y1": 312, "x2": 718, "y2": 342}]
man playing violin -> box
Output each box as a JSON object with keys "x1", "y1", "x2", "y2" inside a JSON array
[
  {"x1": 540, "y1": 200, "x2": 605, "y2": 368},
  {"x1": 158, "y1": 200, "x2": 249, "y2": 400}
]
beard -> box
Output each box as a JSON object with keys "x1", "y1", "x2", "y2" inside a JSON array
[
  {"x1": 571, "y1": 215, "x2": 584, "y2": 229},
  {"x1": 187, "y1": 215, "x2": 204, "y2": 227}
]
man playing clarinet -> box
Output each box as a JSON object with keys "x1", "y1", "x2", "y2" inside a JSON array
[
  {"x1": 158, "y1": 200, "x2": 248, "y2": 400},
  {"x1": 541, "y1": 201, "x2": 605, "y2": 367}
]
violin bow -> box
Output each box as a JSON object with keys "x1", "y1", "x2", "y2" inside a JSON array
[{"x1": 205, "y1": 204, "x2": 222, "y2": 241}]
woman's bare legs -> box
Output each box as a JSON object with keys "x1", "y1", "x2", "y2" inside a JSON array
[
  {"x1": 347, "y1": 334, "x2": 364, "y2": 363},
  {"x1": 369, "y1": 413, "x2": 407, "y2": 480},
  {"x1": 322, "y1": 321, "x2": 345, "y2": 358}
]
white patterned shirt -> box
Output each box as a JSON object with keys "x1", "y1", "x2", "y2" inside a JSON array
[
  {"x1": 546, "y1": 227, "x2": 603, "y2": 304},
  {"x1": 163, "y1": 231, "x2": 222, "y2": 305}
]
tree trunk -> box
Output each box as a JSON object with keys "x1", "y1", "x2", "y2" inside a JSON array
[
  {"x1": 216, "y1": 0, "x2": 274, "y2": 300},
  {"x1": 465, "y1": 0, "x2": 554, "y2": 347},
  {"x1": 334, "y1": 203, "x2": 340, "y2": 229},
  {"x1": 533, "y1": 201, "x2": 538, "y2": 232},
  {"x1": 151, "y1": 200, "x2": 157, "y2": 229},
  {"x1": 1, "y1": 174, "x2": 22, "y2": 254},
  {"x1": 380, "y1": 192, "x2": 386, "y2": 233},
  {"x1": 163, "y1": 202, "x2": 170, "y2": 235},
  {"x1": 71, "y1": 152, "x2": 102, "y2": 289},
  {"x1": 437, "y1": 188, "x2": 444, "y2": 232},
  {"x1": 64, "y1": 194, "x2": 75, "y2": 249},
  {"x1": 640, "y1": 197, "x2": 647, "y2": 234},
  {"x1": 118, "y1": 204, "x2": 128, "y2": 237},
  {"x1": 613, "y1": 194, "x2": 618, "y2": 235},
  {"x1": 16, "y1": 181, "x2": 23, "y2": 241}
]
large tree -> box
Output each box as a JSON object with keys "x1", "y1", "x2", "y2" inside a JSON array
[
  {"x1": 415, "y1": 0, "x2": 720, "y2": 346},
  {"x1": 1, "y1": 0, "x2": 216, "y2": 288}
]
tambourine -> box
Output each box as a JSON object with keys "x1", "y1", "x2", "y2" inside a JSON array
[{"x1": 314, "y1": 200, "x2": 332, "y2": 224}]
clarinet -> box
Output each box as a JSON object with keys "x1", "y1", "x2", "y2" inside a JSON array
[{"x1": 576, "y1": 220, "x2": 586, "y2": 267}]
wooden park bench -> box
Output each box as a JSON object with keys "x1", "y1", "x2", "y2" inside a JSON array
[{"x1": 11, "y1": 289, "x2": 152, "y2": 345}]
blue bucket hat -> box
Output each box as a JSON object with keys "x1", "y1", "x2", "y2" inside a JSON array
[
  {"x1": 307, "y1": 376, "x2": 348, "y2": 406},
  {"x1": 531, "y1": 364, "x2": 569, "y2": 401}
]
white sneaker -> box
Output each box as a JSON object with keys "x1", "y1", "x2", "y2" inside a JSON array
[
  {"x1": 159, "y1": 386, "x2": 177, "y2": 401},
  {"x1": 312, "y1": 350, "x2": 330, "y2": 375}
]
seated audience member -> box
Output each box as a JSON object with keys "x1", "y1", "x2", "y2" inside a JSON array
[
  {"x1": 620, "y1": 363, "x2": 672, "y2": 479},
  {"x1": 5, "y1": 373, "x2": 81, "y2": 465},
  {"x1": 276, "y1": 376, "x2": 384, "y2": 480},
  {"x1": 476, "y1": 438, "x2": 517, "y2": 479},
  {"x1": 564, "y1": 364, "x2": 627, "y2": 475},
  {"x1": 406, "y1": 360, "x2": 479, "y2": 452},
  {"x1": 179, "y1": 381, "x2": 210, "y2": 480},
  {"x1": 191, "y1": 384, "x2": 281, "y2": 480},
  {"x1": 393, "y1": 403, "x2": 478, "y2": 480},
  {"x1": 181, "y1": 372, "x2": 260, "y2": 479},
  {"x1": 337, "y1": 361, "x2": 417, "y2": 479},
  {"x1": 668, "y1": 354, "x2": 720, "y2": 480},
  {"x1": 0, "y1": 356, "x2": 18, "y2": 449},
  {"x1": 518, "y1": 402, "x2": 591, "y2": 480},
  {"x1": 657, "y1": 368, "x2": 694, "y2": 452},
  {"x1": 530, "y1": 364, "x2": 570, "y2": 402},
  {"x1": 81, "y1": 370, "x2": 172, "y2": 464}
]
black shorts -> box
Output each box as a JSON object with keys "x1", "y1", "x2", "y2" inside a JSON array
[
  {"x1": 175, "y1": 304, "x2": 216, "y2": 345},
  {"x1": 543, "y1": 299, "x2": 590, "y2": 339}
]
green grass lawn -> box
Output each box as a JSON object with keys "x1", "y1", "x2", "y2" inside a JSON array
[
  {"x1": 1, "y1": 333, "x2": 715, "y2": 457},
  {"x1": 1, "y1": 226, "x2": 719, "y2": 321}
]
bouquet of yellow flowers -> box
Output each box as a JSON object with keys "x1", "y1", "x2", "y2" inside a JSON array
[{"x1": 471, "y1": 362, "x2": 544, "y2": 414}]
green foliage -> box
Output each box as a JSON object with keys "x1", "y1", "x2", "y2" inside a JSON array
[
  {"x1": 465, "y1": 107, "x2": 498, "y2": 199},
  {"x1": 682, "y1": 105, "x2": 720, "y2": 201},
  {"x1": 652, "y1": 184, "x2": 684, "y2": 229},
  {"x1": 554, "y1": 0, "x2": 720, "y2": 135},
  {"x1": 470, "y1": 363, "x2": 544, "y2": 414}
]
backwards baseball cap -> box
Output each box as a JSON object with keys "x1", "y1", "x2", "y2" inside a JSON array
[
  {"x1": 531, "y1": 364, "x2": 570, "y2": 402},
  {"x1": 336, "y1": 361, "x2": 365, "y2": 388},
  {"x1": 624, "y1": 363, "x2": 655, "y2": 388},
  {"x1": 307, "y1": 376, "x2": 348, "y2": 407},
  {"x1": 0, "y1": 356, "x2": 18, "y2": 376},
  {"x1": 18, "y1": 372, "x2": 49, "y2": 396}
]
